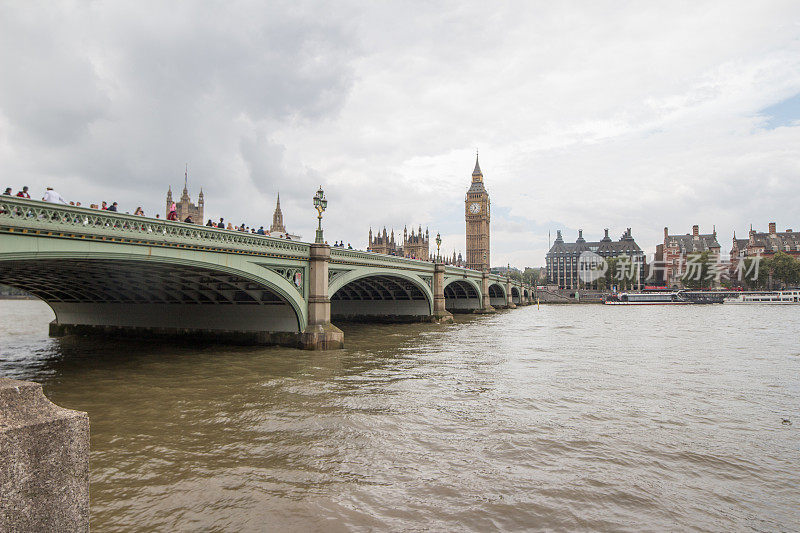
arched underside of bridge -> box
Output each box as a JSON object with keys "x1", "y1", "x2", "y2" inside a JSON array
[
  {"x1": 0, "y1": 259, "x2": 303, "y2": 342},
  {"x1": 331, "y1": 274, "x2": 432, "y2": 322},
  {"x1": 511, "y1": 286, "x2": 521, "y2": 304},
  {"x1": 489, "y1": 283, "x2": 507, "y2": 308},
  {"x1": 444, "y1": 280, "x2": 481, "y2": 313}
]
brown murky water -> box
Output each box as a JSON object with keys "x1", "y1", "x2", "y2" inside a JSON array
[{"x1": 1, "y1": 300, "x2": 798, "y2": 531}]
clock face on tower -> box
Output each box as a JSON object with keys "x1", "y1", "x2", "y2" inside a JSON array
[{"x1": 469, "y1": 202, "x2": 481, "y2": 214}]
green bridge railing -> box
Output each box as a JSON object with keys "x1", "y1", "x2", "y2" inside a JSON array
[
  {"x1": 0, "y1": 197, "x2": 529, "y2": 290},
  {"x1": 0, "y1": 196, "x2": 311, "y2": 258}
]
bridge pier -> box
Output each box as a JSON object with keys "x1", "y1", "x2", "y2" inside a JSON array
[
  {"x1": 301, "y1": 243, "x2": 344, "y2": 350},
  {"x1": 475, "y1": 269, "x2": 496, "y2": 314},
  {"x1": 505, "y1": 278, "x2": 517, "y2": 309},
  {"x1": 432, "y1": 263, "x2": 454, "y2": 323}
]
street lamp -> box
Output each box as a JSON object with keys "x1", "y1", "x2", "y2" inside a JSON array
[
  {"x1": 313, "y1": 185, "x2": 327, "y2": 244},
  {"x1": 435, "y1": 232, "x2": 441, "y2": 261}
]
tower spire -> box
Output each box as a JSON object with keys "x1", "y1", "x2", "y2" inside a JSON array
[
  {"x1": 472, "y1": 150, "x2": 482, "y2": 176},
  {"x1": 270, "y1": 193, "x2": 286, "y2": 234},
  {"x1": 184, "y1": 163, "x2": 188, "y2": 190}
]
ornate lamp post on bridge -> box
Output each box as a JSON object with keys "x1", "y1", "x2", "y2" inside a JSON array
[
  {"x1": 313, "y1": 186, "x2": 327, "y2": 244},
  {"x1": 435, "y1": 232, "x2": 441, "y2": 262}
]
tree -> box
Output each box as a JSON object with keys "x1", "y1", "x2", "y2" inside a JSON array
[
  {"x1": 682, "y1": 251, "x2": 714, "y2": 288},
  {"x1": 522, "y1": 267, "x2": 538, "y2": 285},
  {"x1": 764, "y1": 252, "x2": 800, "y2": 288},
  {"x1": 741, "y1": 256, "x2": 769, "y2": 289},
  {"x1": 594, "y1": 256, "x2": 637, "y2": 291}
]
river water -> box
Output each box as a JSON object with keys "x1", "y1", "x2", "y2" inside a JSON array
[{"x1": 0, "y1": 300, "x2": 798, "y2": 532}]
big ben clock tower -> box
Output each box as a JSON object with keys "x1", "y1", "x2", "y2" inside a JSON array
[{"x1": 465, "y1": 153, "x2": 490, "y2": 270}]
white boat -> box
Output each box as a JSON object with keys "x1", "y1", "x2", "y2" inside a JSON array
[
  {"x1": 725, "y1": 290, "x2": 800, "y2": 304},
  {"x1": 604, "y1": 292, "x2": 692, "y2": 305},
  {"x1": 604, "y1": 290, "x2": 725, "y2": 305}
]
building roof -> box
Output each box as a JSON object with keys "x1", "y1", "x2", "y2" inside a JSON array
[
  {"x1": 665, "y1": 233, "x2": 720, "y2": 254},
  {"x1": 747, "y1": 228, "x2": 800, "y2": 253},
  {"x1": 547, "y1": 228, "x2": 643, "y2": 256}
]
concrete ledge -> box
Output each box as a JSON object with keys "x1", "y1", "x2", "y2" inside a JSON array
[
  {"x1": 0, "y1": 378, "x2": 89, "y2": 532},
  {"x1": 431, "y1": 310, "x2": 454, "y2": 324},
  {"x1": 301, "y1": 323, "x2": 344, "y2": 350},
  {"x1": 474, "y1": 306, "x2": 496, "y2": 314}
]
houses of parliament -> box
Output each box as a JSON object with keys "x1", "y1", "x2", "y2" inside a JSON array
[{"x1": 367, "y1": 154, "x2": 491, "y2": 270}]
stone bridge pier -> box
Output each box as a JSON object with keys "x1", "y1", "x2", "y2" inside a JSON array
[
  {"x1": 301, "y1": 244, "x2": 344, "y2": 349},
  {"x1": 432, "y1": 263, "x2": 455, "y2": 323},
  {"x1": 476, "y1": 270, "x2": 496, "y2": 314}
]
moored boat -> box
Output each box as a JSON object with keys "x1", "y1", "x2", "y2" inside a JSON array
[
  {"x1": 725, "y1": 290, "x2": 800, "y2": 304},
  {"x1": 604, "y1": 290, "x2": 724, "y2": 305}
]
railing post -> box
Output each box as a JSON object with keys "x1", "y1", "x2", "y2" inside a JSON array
[
  {"x1": 301, "y1": 243, "x2": 344, "y2": 350},
  {"x1": 432, "y1": 262, "x2": 454, "y2": 323},
  {"x1": 0, "y1": 378, "x2": 89, "y2": 532},
  {"x1": 476, "y1": 269, "x2": 496, "y2": 314}
]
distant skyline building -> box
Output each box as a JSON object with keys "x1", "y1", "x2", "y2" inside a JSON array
[
  {"x1": 546, "y1": 228, "x2": 645, "y2": 289},
  {"x1": 166, "y1": 166, "x2": 203, "y2": 222},
  {"x1": 730, "y1": 221, "x2": 800, "y2": 271},
  {"x1": 270, "y1": 194, "x2": 286, "y2": 234},
  {"x1": 655, "y1": 225, "x2": 721, "y2": 287},
  {"x1": 368, "y1": 226, "x2": 430, "y2": 260}
]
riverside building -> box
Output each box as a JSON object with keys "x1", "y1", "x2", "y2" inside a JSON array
[
  {"x1": 730, "y1": 222, "x2": 800, "y2": 261},
  {"x1": 546, "y1": 228, "x2": 645, "y2": 289},
  {"x1": 655, "y1": 225, "x2": 721, "y2": 287}
]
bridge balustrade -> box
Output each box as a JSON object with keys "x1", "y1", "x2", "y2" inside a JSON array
[{"x1": 0, "y1": 197, "x2": 310, "y2": 258}]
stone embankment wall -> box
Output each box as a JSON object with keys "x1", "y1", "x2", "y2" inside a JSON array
[{"x1": 0, "y1": 378, "x2": 89, "y2": 532}]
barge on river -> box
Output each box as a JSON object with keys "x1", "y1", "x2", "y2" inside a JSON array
[{"x1": 604, "y1": 291, "x2": 724, "y2": 305}]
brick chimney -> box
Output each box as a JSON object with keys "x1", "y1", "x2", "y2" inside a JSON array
[
  {"x1": 692, "y1": 225, "x2": 699, "y2": 237},
  {"x1": 769, "y1": 222, "x2": 776, "y2": 234}
]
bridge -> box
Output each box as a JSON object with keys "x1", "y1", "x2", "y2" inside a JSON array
[{"x1": 0, "y1": 197, "x2": 534, "y2": 349}]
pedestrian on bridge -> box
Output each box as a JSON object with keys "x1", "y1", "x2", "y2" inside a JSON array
[
  {"x1": 42, "y1": 187, "x2": 68, "y2": 205},
  {"x1": 16, "y1": 186, "x2": 30, "y2": 198},
  {"x1": 3, "y1": 187, "x2": 10, "y2": 195}
]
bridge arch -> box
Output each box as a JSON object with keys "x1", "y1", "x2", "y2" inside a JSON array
[
  {"x1": 488, "y1": 282, "x2": 507, "y2": 308},
  {"x1": 329, "y1": 270, "x2": 434, "y2": 321},
  {"x1": 0, "y1": 253, "x2": 308, "y2": 335},
  {"x1": 511, "y1": 286, "x2": 521, "y2": 304},
  {"x1": 443, "y1": 278, "x2": 482, "y2": 313}
]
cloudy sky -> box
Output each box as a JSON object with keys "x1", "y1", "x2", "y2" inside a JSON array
[{"x1": 2, "y1": 1, "x2": 800, "y2": 267}]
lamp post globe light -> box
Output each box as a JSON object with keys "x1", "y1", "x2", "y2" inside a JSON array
[
  {"x1": 435, "y1": 232, "x2": 441, "y2": 261},
  {"x1": 313, "y1": 185, "x2": 327, "y2": 244}
]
